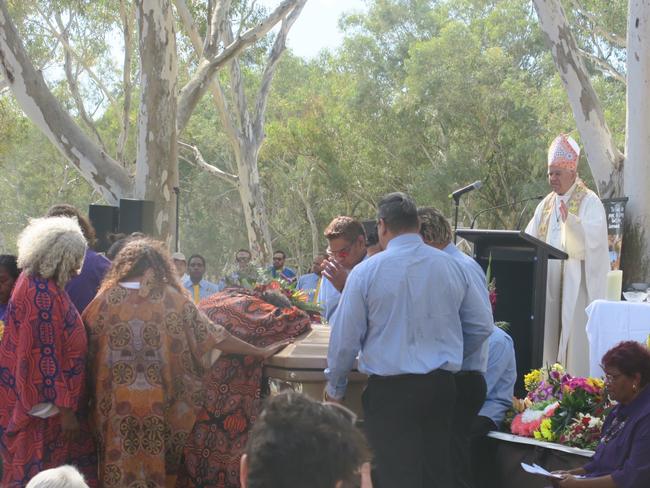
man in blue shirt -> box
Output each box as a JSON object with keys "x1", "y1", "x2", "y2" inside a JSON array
[
  {"x1": 296, "y1": 253, "x2": 326, "y2": 303},
  {"x1": 268, "y1": 250, "x2": 296, "y2": 284},
  {"x1": 419, "y1": 207, "x2": 494, "y2": 488},
  {"x1": 325, "y1": 193, "x2": 493, "y2": 488},
  {"x1": 319, "y1": 216, "x2": 368, "y2": 321},
  {"x1": 183, "y1": 254, "x2": 223, "y2": 304},
  {"x1": 471, "y1": 326, "x2": 517, "y2": 486}
]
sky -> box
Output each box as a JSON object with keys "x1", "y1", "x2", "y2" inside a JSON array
[{"x1": 258, "y1": 0, "x2": 367, "y2": 59}]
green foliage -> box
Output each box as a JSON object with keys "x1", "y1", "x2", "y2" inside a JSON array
[{"x1": 0, "y1": 0, "x2": 628, "y2": 279}]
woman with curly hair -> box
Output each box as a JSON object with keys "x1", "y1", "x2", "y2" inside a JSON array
[
  {"x1": 553, "y1": 340, "x2": 650, "y2": 487},
  {"x1": 0, "y1": 217, "x2": 97, "y2": 487},
  {"x1": 82, "y1": 238, "x2": 288, "y2": 488}
]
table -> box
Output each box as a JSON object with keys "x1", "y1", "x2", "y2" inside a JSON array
[
  {"x1": 585, "y1": 299, "x2": 650, "y2": 377},
  {"x1": 480, "y1": 432, "x2": 593, "y2": 488}
]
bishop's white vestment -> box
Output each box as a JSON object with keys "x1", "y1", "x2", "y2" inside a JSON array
[{"x1": 525, "y1": 179, "x2": 609, "y2": 377}]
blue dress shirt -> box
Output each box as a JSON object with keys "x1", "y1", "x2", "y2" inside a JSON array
[
  {"x1": 318, "y1": 275, "x2": 341, "y2": 321},
  {"x1": 325, "y1": 233, "x2": 494, "y2": 400},
  {"x1": 442, "y1": 243, "x2": 493, "y2": 372},
  {"x1": 478, "y1": 327, "x2": 517, "y2": 428},
  {"x1": 182, "y1": 277, "x2": 224, "y2": 302},
  {"x1": 297, "y1": 272, "x2": 320, "y2": 302}
]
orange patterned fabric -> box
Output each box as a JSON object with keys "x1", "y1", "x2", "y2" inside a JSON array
[
  {"x1": 177, "y1": 288, "x2": 311, "y2": 488},
  {"x1": 83, "y1": 285, "x2": 227, "y2": 488}
]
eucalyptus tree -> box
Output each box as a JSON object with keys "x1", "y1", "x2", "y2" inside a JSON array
[{"x1": 0, "y1": 0, "x2": 304, "y2": 255}]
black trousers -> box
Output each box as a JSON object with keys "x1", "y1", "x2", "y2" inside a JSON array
[
  {"x1": 362, "y1": 369, "x2": 456, "y2": 488},
  {"x1": 451, "y1": 372, "x2": 487, "y2": 488},
  {"x1": 470, "y1": 415, "x2": 499, "y2": 488}
]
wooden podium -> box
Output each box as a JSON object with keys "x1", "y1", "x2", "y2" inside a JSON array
[{"x1": 456, "y1": 230, "x2": 567, "y2": 393}]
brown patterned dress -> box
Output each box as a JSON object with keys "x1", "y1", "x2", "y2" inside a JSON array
[
  {"x1": 83, "y1": 284, "x2": 227, "y2": 488},
  {"x1": 176, "y1": 288, "x2": 311, "y2": 488}
]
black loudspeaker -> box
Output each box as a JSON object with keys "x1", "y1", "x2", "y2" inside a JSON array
[
  {"x1": 119, "y1": 199, "x2": 155, "y2": 236},
  {"x1": 88, "y1": 204, "x2": 119, "y2": 253}
]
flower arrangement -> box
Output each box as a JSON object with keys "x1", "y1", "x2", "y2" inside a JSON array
[
  {"x1": 510, "y1": 363, "x2": 611, "y2": 449},
  {"x1": 224, "y1": 267, "x2": 321, "y2": 314}
]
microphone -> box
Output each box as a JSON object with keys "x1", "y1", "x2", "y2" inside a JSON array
[
  {"x1": 516, "y1": 195, "x2": 545, "y2": 230},
  {"x1": 449, "y1": 181, "x2": 482, "y2": 201},
  {"x1": 470, "y1": 195, "x2": 544, "y2": 229}
]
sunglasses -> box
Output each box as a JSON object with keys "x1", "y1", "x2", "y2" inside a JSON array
[{"x1": 326, "y1": 243, "x2": 353, "y2": 259}]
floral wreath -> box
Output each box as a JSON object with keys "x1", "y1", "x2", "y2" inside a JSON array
[{"x1": 224, "y1": 266, "x2": 321, "y2": 314}]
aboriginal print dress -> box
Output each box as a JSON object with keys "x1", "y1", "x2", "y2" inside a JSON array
[
  {"x1": 83, "y1": 284, "x2": 227, "y2": 488},
  {"x1": 177, "y1": 288, "x2": 311, "y2": 488},
  {"x1": 0, "y1": 273, "x2": 97, "y2": 487}
]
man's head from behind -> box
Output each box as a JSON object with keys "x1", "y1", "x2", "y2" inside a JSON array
[
  {"x1": 26, "y1": 465, "x2": 89, "y2": 488},
  {"x1": 418, "y1": 207, "x2": 452, "y2": 250},
  {"x1": 324, "y1": 216, "x2": 366, "y2": 269},
  {"x1": 376, "y1": 192, "x2": 419, "y2": 249},
  {"x1": 241, "y1": 392, "x2": 369, "y2": 488}
]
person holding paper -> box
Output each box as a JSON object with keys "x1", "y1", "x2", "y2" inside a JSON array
[
  {"x1": 551, "y1": 341, "x2": 650, "y2": 487},
  {"x1": 525, "y1": 134, "x2": 609, "y2": 377}
]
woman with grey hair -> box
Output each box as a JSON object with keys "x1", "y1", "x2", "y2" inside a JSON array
[
  {"x1": 0, "y1": 217, "x2": 97, "y2": 487},
  {"x1": 26, "y1": 465, "x2": 89, "y2": 488}
]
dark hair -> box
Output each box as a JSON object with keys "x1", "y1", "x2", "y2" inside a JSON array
[
  {"x1": 602, "y1": 341, "x2": 650, "y2": 388},
  {"x1": 0, "y1": 255, "x2": 20, "y2": 279},
  {"x1": 245, "y1": 392, "x2": 369, "y2": 488},
  {"x1": 273, "y1": 250, "x2": 287, "y2": 259},
  {"x1": 324, "y1": 216, "x2": 366, "y2": 243},
  {"x1": 362, "y1": 220, "x2": 378, "y2": 246},
  {"x1": 99, "y1": 238, "x2": 183, "y2": 295},
  {"x1": 188, "y1": 254, "x2": 206, "y2": 266},
  {"x1": 106, "y1": 237, "x2": 134, "y2": 261},
  {"x1": 46, "y1": 203, "x2": 97, "y2": 248},
  {"x1": 377, "y1": 192, "x2": 419, "y2": 233},
  {"x1": 236, "y1": 249, "x2": 252, "y2": 257},
  {"x1": 418, "y1": 207, "x2": 452, "y2": 246}
]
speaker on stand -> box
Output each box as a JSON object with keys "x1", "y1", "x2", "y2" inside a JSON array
[
  {"x1": 88, "y1": 205, "x2": 119, "y2": 253},
  {"x1": 118, "y1": 199, "x2": 155, "y2": 236}
]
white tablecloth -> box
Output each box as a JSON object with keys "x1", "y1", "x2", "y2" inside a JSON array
[{"x1": 585, "y1": 299, "x2": 650, "y2": 377}]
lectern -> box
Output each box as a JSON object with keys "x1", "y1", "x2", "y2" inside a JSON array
[{"x1": 455, "y1": 230, "x2": 567, "y2": 393}]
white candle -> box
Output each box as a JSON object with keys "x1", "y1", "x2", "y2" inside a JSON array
[{"x1": 606, "y1": 270, "x2": 623, "y2": 301}]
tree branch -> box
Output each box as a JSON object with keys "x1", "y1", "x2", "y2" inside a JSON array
[
  {"x1": 578, "y1": 47, "x2": 626, "y2": 85},
  {"x1": 178, "y1": 141, "x2": 239, "y2": 185},
  {"x1": 173, "y1": 0, "x2": 241, "y2": 144},
  {"x1": 0, "y1": 0, "x2": 132, "y2": 203},
  {"x1": 117, "y1": 0, "x2": 134, "y2": 165},
  {"x1": 35, "y1": 5, "x2": 117, "y2": 106},
  {"x1": 253, "y1": 0, "x2": 306, "y2": 142},
  {"x1": 204, "y1": 0, "x2": 232, "y2": 58},
  {"x1": 176, "y1": 0, "x2": 299, "y2": 133},
  {"x1": 55, "y1": 10, "x2": 107, "y2": 150},
  {"x1": 568, "y1": 0, "x2": 627, "y2": 49}
]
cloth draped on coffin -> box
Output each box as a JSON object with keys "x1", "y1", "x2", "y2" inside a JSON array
[{"x1": 177, "y1": 288, "x2": 311, "y2": 488}]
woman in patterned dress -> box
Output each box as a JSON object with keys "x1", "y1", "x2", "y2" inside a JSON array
[
  {"x1": 83, "y1": 239, "x2": 287, "y2": 488},
  {"x1": 0, "y1": 217, "x2": 98, "y2": 487}
]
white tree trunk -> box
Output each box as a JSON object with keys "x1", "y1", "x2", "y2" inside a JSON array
[
  {"x1": 0, "y1": 0, "x2": 132, "y2": 203},
  {"x1": 532, "y1": 0, "x2": 624, "y2": 197},
  {"x1": 236, "y1": 143, "x2": 273, "y2": 260},
  {"x1": 135, "y1": 0, "x2": 179, "y2": 244},
  {"x1": 623, "y1": 0, "x2": 650, "y2": 281}
]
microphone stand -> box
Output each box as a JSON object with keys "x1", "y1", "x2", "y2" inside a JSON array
[
  {"x1": 470, "y1": 196, "x2": 544, "y2": 230},
  {"x1": 173, "y1": 186, "x2": 180, "y2": 252},
  {"x1": 452, "y1": 194, "x2": 461, "y2": 244}
]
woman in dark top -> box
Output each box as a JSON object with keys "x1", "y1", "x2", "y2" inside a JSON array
[
  {"x1": 553, "y1": 341, "x2": 650, "y2": 488},
  {"x1": 0, "y1": 254, "x2": 19, "y2": 321}
]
